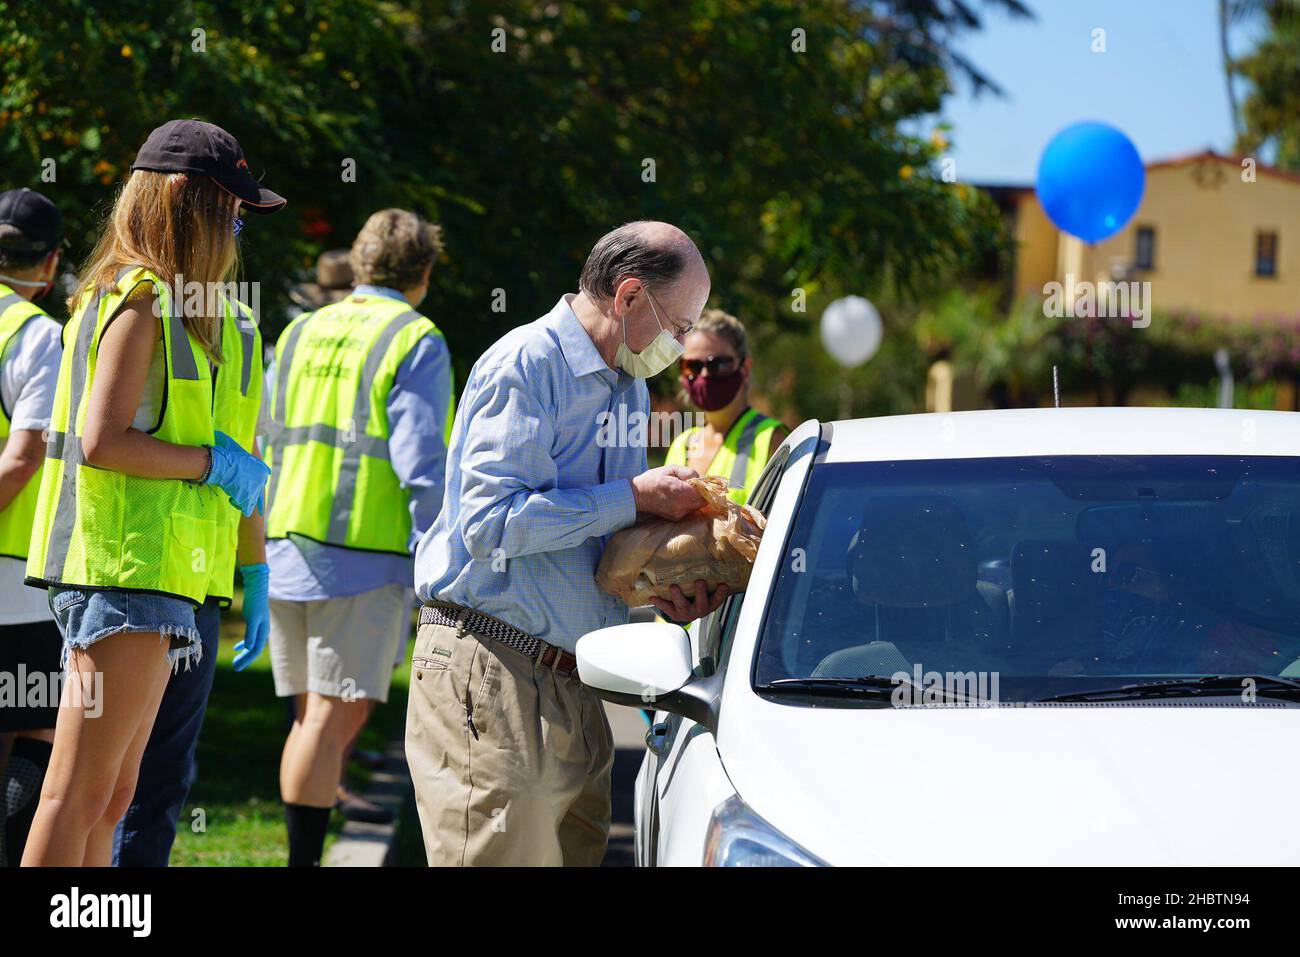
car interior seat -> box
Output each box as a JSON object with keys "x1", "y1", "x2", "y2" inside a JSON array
[
  {"x1": 809, "y1": 496, "x2": 1008, "y2": 677},
  {"x1": 1222, "y1": 497, "x2": 1300, "y2": 650}
]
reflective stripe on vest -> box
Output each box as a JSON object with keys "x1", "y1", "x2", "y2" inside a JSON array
[
  {"x1": 0, "y1": 285, "x2": 49, "y2": 559},
  {"x1": 266, "y1": 296, "x2": 450, "y2": 553},
  {"x1": 262, "y1": 314, "x2": 310, "y2": 517},
  {"x1": 327, "y1": 308, "x2": 425, "y2": 543},
  {"x1": 39, "y1": 289, "x2": 104, "y2": 579},
  {"x1": 26, "y1": 268, "x2": 237, "y2": 605},
  {"x1": 726, "y1": 410, "x2": 765, "y2": 488}
]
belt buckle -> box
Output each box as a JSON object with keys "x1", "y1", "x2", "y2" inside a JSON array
[
  {"x1": 543, "y1": 641, "x2": 572, "y2": 677},
  {"x1": 454, "y1": 607, "x2": 470, "y2": 639}
]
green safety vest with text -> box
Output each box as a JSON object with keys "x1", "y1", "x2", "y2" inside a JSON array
[
  {"x1": 25, "y1": 267, "x2": 243, "y2": 606},
  {"x1": 0, "y1": 284, "x2": 53, "y2": 559},
  {"x1": 664, "y1": 407, "x2": 783, "y2": 506},
  {"x1": 264, "y1": 293, "x2": 454, "y2": 555},
  {"x1": 209, "y1": 294, "x2": 263, "y2": 606}
]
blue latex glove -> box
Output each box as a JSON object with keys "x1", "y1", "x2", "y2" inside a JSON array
[
  {"x1": 206, "y1": 431, "x2": 271, "y2": 516},
  {"x1": 232, "y1": 562, "x2": 270, "y2": 672}
]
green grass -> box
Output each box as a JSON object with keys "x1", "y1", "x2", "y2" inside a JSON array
[{"x1": 168, "y1": 605, "x2": 413, "y2": 867}]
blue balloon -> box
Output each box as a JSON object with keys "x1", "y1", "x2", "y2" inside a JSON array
[{"x1": 1036, "y1": 121, "x2": 1145, "y2": 244}]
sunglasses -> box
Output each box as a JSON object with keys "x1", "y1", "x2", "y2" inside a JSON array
[{"x1": 680, "y1": 354, "x2": 739, "y2": 378}]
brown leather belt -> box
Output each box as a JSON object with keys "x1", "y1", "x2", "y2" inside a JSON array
[{"x1": 419, "y1": 602, "x2": 579, "y2": 676}]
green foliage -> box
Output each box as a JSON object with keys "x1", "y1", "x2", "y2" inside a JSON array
[
  {"x1": 913, "y1": 286, "x2": 1300, "y2": 410},
  {"x1": 2, "y1": 0, "x2": 1015, "y2": 391},
  {"x1": 1237, "y1": 1, "x2": 1300, "y2": 168},
  {"x1": 914, "y1": 287, "x2": 1056, "y2": 406}
]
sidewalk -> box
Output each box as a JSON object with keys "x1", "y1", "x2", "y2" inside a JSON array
[{"x1": 323, "y1": 731, "x2": 411, "y2": 867}]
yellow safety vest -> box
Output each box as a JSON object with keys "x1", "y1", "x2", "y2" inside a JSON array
[
  {"x1": 26, "y1": 267, "x2": 243, "y2": 605},
  {"x1": 264, "y1": 293, "x2": 454, "y2": 555},
  {"x1": 0, "y1": 284, "x2": 53, "y2": 559},
  {"x1": 664, "y1": 407, "x2": 783, "y2": 505}
]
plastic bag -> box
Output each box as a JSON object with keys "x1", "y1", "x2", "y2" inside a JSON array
[{"x1": 596, "y1": 475, "x2": 766, "y2": 607}]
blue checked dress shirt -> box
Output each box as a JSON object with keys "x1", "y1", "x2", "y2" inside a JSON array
[{"x1": 414, "y1": 294, "x2": 647, "y2": 652}]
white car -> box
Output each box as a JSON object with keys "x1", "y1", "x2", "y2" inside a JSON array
[{"x1": 577, "y1": 408, "x2": 1300, "y2": 866}]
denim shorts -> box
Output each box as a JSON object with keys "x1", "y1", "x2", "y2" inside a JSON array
[{"x1": 49, "y1": 587, "x2": 203, "y2": 671}]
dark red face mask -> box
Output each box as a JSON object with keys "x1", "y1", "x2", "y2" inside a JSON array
[{"x1": 683, "y1": 369, "x2": 744, "y2": 410}]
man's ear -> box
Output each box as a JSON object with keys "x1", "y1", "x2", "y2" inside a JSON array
[
  {"x1": 43, "y1": 251, "x2": 59, "y2": 282},
  {"x1": 612, "y1": 276, "x2": 642, "y2": 315}
]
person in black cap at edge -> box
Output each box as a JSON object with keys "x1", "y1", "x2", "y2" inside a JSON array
[
  {"x1": 20, "y1": 120, "x2": 283, "y2": 867},
  {"x1": 0, "y1": 188, "x2": 66, "y2": 865}
]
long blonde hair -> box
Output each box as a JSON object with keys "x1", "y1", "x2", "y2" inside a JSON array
[{"x1": 72, "y1": 170, "x2": 240, "y2": 363}]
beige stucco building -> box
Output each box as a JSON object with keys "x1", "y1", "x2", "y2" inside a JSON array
[{"x1": 1001, "y1": 150, "x2": 1300, "y2": 318}]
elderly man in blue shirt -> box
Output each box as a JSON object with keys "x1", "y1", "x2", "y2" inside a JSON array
[
  {"x1": 264, "y1": 210, "x2": 454, "y2": 867},
  {"x1": 408, "y1": 220, "x2": 724, "y2": 867}
]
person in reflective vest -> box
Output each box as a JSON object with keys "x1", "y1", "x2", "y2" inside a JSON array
[
  {"x1": 263, "y1": 209, "x2": 455, "y2": 867},
  {"x1": 0, "y1": 188, "x2": 65, "y2": 865},
  {"x1": 664, "y1": 309, "x2": 786, "y2": 505},
  {"x1": 112, "y1": 290, "x2": 269, "y2": 867},
  {"x1": 20, "y1": 120, "x2": 283, "y2": 868}
]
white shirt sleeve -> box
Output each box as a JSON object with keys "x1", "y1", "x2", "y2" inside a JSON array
[{"x1": 1, "y1": 315, "x2": 63, "y2": 433}]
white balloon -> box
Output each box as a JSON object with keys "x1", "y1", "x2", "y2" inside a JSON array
[{"x1": 820, "y1": 295, "x2": 882, "y2": 368}]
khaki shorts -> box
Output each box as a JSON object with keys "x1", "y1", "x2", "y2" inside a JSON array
[
  {"x1": 269, "y1": 583, "x2": 413, "y2": 703},
  {"x1": 405, "y1": 619, "x2": 615, "y2": 866}
]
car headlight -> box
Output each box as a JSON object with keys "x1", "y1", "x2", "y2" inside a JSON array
[{"x1": 703, "y1": 794, "x2": 827, "y2": 867}]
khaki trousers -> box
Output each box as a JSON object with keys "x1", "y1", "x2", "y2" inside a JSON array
[{"x1": 405, "y1": 619, "x2": 615, "y2": 866}]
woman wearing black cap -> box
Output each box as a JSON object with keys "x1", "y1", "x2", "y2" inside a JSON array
[{"x1": 20, "y1": 120, "x2": 284, "y2": 867}]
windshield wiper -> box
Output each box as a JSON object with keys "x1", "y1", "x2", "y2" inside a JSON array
[
  {"x1": 1036, "y1": 674, "x2": 1300, "y2": 703},
  {"x1": 761, "y1": 675, "x2": 980, "y2": 704}
]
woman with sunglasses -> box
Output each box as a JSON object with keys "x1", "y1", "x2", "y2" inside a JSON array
[{"x1": 664, "y1": 309, "x2": 786, "y2": 505}]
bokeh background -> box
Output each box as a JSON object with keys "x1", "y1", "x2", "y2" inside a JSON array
[
  {"x1": 8, "y1": 1, "x2": 1298, "y2": 425},
  {"x1": 5, "y1": 0, "x2": 1300, "y2": 867}
]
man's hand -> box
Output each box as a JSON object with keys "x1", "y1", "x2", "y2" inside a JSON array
[
  {"x1": 648, "y1": 580, "x2": 729, "y2": 622},
  {"x1": 630, "y1": 465, "x2": 704, "y2": 521}
]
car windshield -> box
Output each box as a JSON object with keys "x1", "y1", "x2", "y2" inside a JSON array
[{"x1": 754, "y1": 455, "x2": 1300, "y2": 705}]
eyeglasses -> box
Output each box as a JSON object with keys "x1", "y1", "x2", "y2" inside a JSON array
[
  {"x1": 233, "y1": 217, "x2": 244, "y2": 237},
  {"x1": 644, "y1": 286, "x2": 696, "y2": 338},
  {"x1": 680, "y1": 354, "x2": 739, "y2": 378}
]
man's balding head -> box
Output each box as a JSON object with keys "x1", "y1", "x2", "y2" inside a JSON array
[{"x1": 578, "y1": 221, "x2": 707, "y2": 302}]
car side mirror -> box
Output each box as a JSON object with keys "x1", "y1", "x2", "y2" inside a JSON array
[{"x1": 576, "y1": 621, "x2": 723, "y2": 733}]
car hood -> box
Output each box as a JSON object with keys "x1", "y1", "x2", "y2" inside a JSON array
[{"x1": 717, "y1": 698, "x2": 1300, "y2": 865}]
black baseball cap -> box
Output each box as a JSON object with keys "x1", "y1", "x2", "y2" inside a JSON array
[
  {"x1": 131, "y1": 119, "x2": 286, "y2": 214},
  {"x1": 0, "y1": 188, "x2": 64, "y2": 254}
]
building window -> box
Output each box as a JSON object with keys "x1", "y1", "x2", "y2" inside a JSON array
[
  {"x1": 1135, "y1": 226, "x2": 1156, "y2": 271},
  {"x1": 1256, "y1": 231, "x2": 1278, "y2": 278}
]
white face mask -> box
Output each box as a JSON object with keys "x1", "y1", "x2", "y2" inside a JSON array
[
  {"x1": 0, "y1": 272, "x2": 54, "y2": 299},
  {"x1": 614, "y1": 288, "x2": 684, "y2": 379}
]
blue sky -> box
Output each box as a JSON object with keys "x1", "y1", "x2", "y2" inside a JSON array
[{"x1": 937, "y1": 0, "x2": 1263, "y2": 185}]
